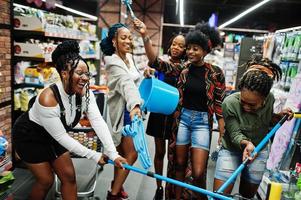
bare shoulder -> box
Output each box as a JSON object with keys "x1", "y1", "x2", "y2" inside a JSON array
[{"x1": 38, "y1": 88, "x2": 58, "y2": 107}]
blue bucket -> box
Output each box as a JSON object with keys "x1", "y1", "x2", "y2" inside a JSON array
[{"x1": 139, "y1": 78, "x2": 179, "y2": 115}]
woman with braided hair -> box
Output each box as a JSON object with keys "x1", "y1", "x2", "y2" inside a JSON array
[
  {"x1": 213, "y1": 57, "x2": 293, "y2": 198},
  {"x1": 12, "y1": 40, "x2": 126, "y2": 200},
  {"x1": 100, "y1": 19, "x2": 151, "y2": 200}
]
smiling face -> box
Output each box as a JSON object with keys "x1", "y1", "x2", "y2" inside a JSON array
[
  {"x1": 113, "y1": 27, "x2": 133, "y2": 57},
  {"x1": 240, "y1": 88, "x2": 265, "y2": 113},
  {"x1": 169, "y1": 35, "x2": 186, "y2": 59},
  {"x1": 63, "y1": 60, "x2": 90, "y2": 95},
  {"x1": 186, "y1": 44, "x2": 207, "y2": 65}
]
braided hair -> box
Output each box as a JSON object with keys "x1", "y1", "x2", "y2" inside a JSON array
[
  {"x1": 238, "y1": 57, "x2": 282, "y2": 97},
  {"x1": 185, "y1": 22, "x2": 221, "y2": 53},
  {"x1": 51, "y1": 40, "x2": 90, "y2": 112}
]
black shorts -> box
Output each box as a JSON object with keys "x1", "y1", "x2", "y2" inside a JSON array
[
  {"x1": 12, "y1": 112, "x2": 67, "y2": 164},
  {"x1": 146, "y1": 112, "x2": 174, "y2": 140}
]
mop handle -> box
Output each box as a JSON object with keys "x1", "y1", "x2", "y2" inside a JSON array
[
  {"x1": 294, "y1": 112, "x2": 301, "y2": 119},
  {"x1": 126, "y1": 3, "x2": 136, "y2": 19},
  {"x1": 107, "y1": 160, "x2": 233, "y2": 200},
  {"x1": 122, "y1": 0, "x2": 136, "y2": 18},
  {"x1": 217, "y1": 114, "x2": 289, "y2": 193}
]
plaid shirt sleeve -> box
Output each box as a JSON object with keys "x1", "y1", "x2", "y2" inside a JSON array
[
  {"x1": 148, "y1": 57, "x2": 172, "y2": 73},
  {"x1": 212, "y1": 65, "x2": 226, "y2": 119},
  {"x1": 177, "y1": 68, "x2": 189, "y2": 105}
]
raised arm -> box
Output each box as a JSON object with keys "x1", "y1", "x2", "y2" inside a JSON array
[{"x1": 133, "y1": 18, "x2": 157, "y2": 65}]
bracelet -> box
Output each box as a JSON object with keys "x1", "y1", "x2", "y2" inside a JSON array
[{"x1": 143, "y1": 36, "x2": 150, "y2": 43}]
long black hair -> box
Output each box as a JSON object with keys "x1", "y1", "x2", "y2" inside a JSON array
[
  {"x1": 52, "y1": 40, "x2": 90, "y2": 111},
  {"x1": 238, "y1": 57, "x2": 282, "y2": 97}
]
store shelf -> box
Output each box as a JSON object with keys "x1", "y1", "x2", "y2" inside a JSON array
[
  {"x1": 0, "y1": 155, "x2": 12, "y2": 174},
  {"x1": 14, "y1": 16, "x2": 43, "y2": 32},
  {"x1": 14, "y1": 56, "x2": 45, "y2": 62},
  {"x1": 13, "y1": 29, "x2": 45, "y2": 38},
  {"x1": 14, "y1": 83, "x2": 44, "y2": 89},
  {"x1": 14, "y1": 42, "x2": 53, "y2": 62},
  {"x1": 11, "y1": 3, "x2": 102, "y2": 126},
  {"x1": 14, "y1": 42, "x2": 98, "y2": 62},
  {"x1": 14, "y1": 16, "x2": 98, "y2": 41},
  {"x1": 258, "y1": 172, "x2": 290, "y2": 199},
  {"x1": 280, "y1": 59, "x2": 300, "y2": 63},
  {"x1": 44, "y1": 30, "x2": 98, "y2": 41},
  {"x1": 81, "y1": 54, "x2": 99, "y2": 60}
]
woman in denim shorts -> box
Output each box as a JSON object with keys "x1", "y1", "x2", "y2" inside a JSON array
[
  {"x1": 174, "y1": 23, "x2": 226, "y2": 200},
  {"x1": 213, "y1": 57, "x2": 293, "y2": 199}
]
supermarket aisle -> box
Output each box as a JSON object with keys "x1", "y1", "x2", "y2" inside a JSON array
[
  {"x1": 93, "y1": 131, "x2": 239, "y2": 199},
  {"x1": 10, "y1": 131, "x2": 239, "y2": 200}
]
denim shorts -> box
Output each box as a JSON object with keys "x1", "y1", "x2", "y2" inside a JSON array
[
  {"x1": 176, "y1": 108, "x2": 210, "y2": 151},
  {"x1": 214, "y1": 148, "x2": 269, "y2": 184}
]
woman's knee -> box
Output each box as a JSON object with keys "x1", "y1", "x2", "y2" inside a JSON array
[
  {"x1": 192, "y1": 170, "x2": 205, "y2": 181},
  {"x1": 37, "y1": 174, "x2": 55, "y2": 189},
  {"x1": 126, "y1": 150, "x2": 138, "y2": 163},
  {"x1": 59, "y1": 167, "x2": 76, "y2": 184},
  {"x1": 176, "y1": 156, "x2": 187, "y2": 167},
  {"x1": 155, "y1": 148, "x2": 166, "y2": 160}
]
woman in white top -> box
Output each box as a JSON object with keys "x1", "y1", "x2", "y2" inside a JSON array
[
  {"x1": 12, "y1": 40, "x2": 126, "y2": 200},
  {"x1": 100, "y1": 21, "x2": 146, "y2": 200}
]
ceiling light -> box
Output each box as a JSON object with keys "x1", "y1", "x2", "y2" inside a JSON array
[
  {"x1": 218, "y1": 0, "x2": 272, "y2": 29},
  {"x1": 275, "y1": 25, "x2": 301, "y2": 33},
  {"x1": 14, "y1": 1, "x2": 98, "y2": 21},
  {"x1": 179, "y1": 0, "x2": 184, "y2": 26},
  {"x1": 13, "y1": 3, "x2": 30, "y2": 10},
  {"x1": 42, "y1": 0, "x2": 98, "y2": 21},
  {"x1": 219, "y1": 31, "x2": 225, "y2": 36},
  {"x1": 54, "y1": 4, "x2": 97, "y2": 21}
]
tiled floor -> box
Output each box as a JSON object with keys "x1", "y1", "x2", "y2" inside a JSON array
[{"x1": 9, "y1": 131, "x2": 240, "y2": 200}]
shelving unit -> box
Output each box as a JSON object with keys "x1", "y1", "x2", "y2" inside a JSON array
[
  {"x1": 0, "y1": 156, "x2": 12, "y2": 174},
  {"x1": 256, "y1": 27, "x2": 301, "y2": 198},
  {"x1": 14, "y1": 15, "x2": 98, "y2": 41},
  {"x1": 12, "y1": 3, "x2": 101, "y2": 122}
]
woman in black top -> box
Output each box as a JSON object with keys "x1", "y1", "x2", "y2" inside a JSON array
[{"x1": 174, "y1": 24, "x2": 225, "y2": 200}]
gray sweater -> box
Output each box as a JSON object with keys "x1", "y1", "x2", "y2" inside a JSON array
[{"x1": 104, "y1": 54, "x2": 143, "y2": 146}]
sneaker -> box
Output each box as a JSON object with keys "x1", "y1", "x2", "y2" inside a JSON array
[
  {"x1": 107, "y1": 191, "x2": 122, "y2": 200},
  {"x1": 111, "y1": 181, "x2": 129, "y2": 199},
  {"x1": 118, "y1": 187, "x2": 129, "y2": 199},
  {"x1": 153, "y1": 186, "x2": 163, "y2": 200}
]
